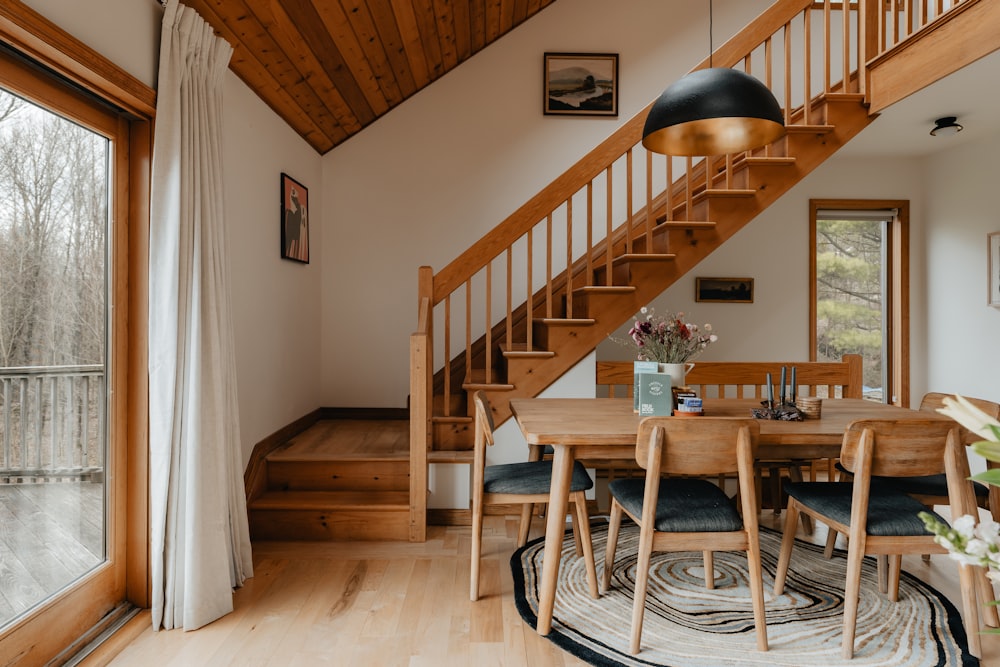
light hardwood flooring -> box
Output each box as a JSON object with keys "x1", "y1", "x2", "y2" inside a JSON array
[{"x1": 79, "y1": 510, "x2": 1000, "y2": 667}]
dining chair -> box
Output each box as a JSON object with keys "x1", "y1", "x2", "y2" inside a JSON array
[
  {"x1": 824, "y1": 393, "x2": 1000, "y2": 607},
  {"x1": 470, "y1": 390, "x2": 598, "y2": 602},
  {"x1": 601, "y1": 417, "x2": 767, "y2": 655},
  {"x1": 773, "y1": 418, "x2": 990, "y2": 659}
]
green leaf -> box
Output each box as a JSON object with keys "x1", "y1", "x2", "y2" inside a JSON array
[
  {"x1": 973, "y1": 440, "x2": 1000, "y2": 463},
  {"x1": 970, "y1": 469, "x2": 1000, "y2": 487}
]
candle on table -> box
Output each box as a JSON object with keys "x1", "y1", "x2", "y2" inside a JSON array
[
  {"x1": 766, "y1": 372, "x2": 774, "y2": 407},
  {"x1": 779, "y1": 366, "x2": 787, "y2": 404},
  {"x1": 790, "y1": 366, "x2": 797, "y2": 403}
]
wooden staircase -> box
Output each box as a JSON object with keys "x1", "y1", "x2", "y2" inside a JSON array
[
  {"x1": 248, "y1": 418, "x2": 413, "y2": 541},
  {"x1": 244, "y1": 0, "x2": 991, "y2": 542}
]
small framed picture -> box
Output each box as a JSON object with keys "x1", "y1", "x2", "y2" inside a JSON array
[
  {"x1": 989, "y1": 231, "x2": 1000, "y2": 307},
  {"x1": 695, "y1": 277, "x2": 754, "y2": 303},
  {"x1": 281, "y1": 173, "x2": 309, "y2": 263},
  {"x1": 543, "y1": 52, "x2": 619, "y2": 117}
]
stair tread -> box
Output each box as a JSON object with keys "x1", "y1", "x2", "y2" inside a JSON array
[
  {"x1": 251, "y1": 489, "x2": 409, "y2": 510},
  {"x1": 502, "y1": 349, "x2": 556, "y2": 358},
  {"x1": 573, "y1": 285, "x2": 636, "y2": 293},
  {"x1": 428, "y1": 450, "x2": 474, "y2": 464},
  {"x1": 537, "y1": 318, "x2": 596, "y2": 325},
  {"x1": 612, "y1": 253, "x2": 676, "y2": 266},
  {"x1": 432, "y1": 415, "x2": 474, "y2": 423},
  {"x1": 653, "y1": 220, "x2": 717, "y2": 228},
  {"x1": 785, "y1": 124, "x2": 835, "y2": 133}
]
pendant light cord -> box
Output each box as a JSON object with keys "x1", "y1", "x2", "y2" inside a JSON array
[{"x1": 709, "y1": 0, "x2": 714, "y2": 68}]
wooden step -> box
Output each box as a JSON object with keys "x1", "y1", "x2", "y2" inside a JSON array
[
  {"x1": 249, "y1": 490, "x2": 410, "y2": 541},
  {"x1": 267, "y1": 459, "x2": 408, "y2": 492}
]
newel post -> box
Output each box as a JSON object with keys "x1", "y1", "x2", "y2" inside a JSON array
[{"x1": 409, "y1": 266, "x2": 434, "y2": 541}]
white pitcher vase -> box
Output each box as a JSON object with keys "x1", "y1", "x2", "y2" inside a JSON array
[{"x1": 658, "y1": 362, "x2": 695, "y2": 387}]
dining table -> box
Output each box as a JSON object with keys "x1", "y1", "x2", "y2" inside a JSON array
[{"x1": 508, "y1": 396, "x2": 947, "y2": 636}]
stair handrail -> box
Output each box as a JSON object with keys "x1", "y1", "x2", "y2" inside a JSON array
[{"x1": 432, "y1": 0, "x2": 824, "y2": 303}]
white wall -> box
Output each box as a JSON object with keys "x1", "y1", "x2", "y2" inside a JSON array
[
  {"x1": 922, "y1": 134, "x2": 1000, "y2": 403},
  {"x1": 24, "y1": 0, "x2": 325, "y2": 465},
  {"x1": 321, "y1": 0, "x2": 772, "y2": 408}
]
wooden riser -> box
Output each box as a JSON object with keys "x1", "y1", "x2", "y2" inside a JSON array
[
  {"x1": 249, "y1": 490, "x2": 410, "y2": 541},
  {"x1": 249, "y1": 508, "x2": 410, "y2": 541},
  {"x1": 267, "y1": 460, "x2": 409, "y2": 492}
]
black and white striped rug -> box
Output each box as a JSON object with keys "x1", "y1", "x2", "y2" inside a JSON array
[{"x1": 511, "y1": 523, "x2": 978, "y2": 666}]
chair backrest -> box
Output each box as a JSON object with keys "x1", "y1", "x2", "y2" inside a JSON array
[
  {"x1": 920, "y1": 392, "x2": 1000, "y2": 445},
  {"x1": 635, "y1": 417, "x2": 760, "y2": 476},
  {"x1": 596, "y1": 354, "x2": 863, "y2": 400},
  {"x1": 472, "y1": 390, "x2": 496, "y2": 448},
  {"x1": 838, "y1": 418, "x2": 960, "y2": 478}
]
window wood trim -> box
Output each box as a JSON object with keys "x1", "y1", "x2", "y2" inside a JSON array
[{"x1": 0, "y1": 1, "x2": 155, "y2": 117}]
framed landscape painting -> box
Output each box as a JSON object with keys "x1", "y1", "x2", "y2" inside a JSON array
[
  {"x1": 695, "y1": 277, "x2": 754, "y2": 303},
  {"x1": 543, "y1": 52, "x2": 619, "y2": 117},
  {"x1": 281, "y1": 173, "x2": 309, "y2": 263}
]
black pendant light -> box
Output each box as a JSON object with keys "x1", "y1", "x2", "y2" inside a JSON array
[{"x1": 641, "y1": 1, "x2": 785, "y2": 156}]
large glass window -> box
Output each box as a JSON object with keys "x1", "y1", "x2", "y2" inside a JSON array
[
  {"x1": 810, "y1": 200, "x2": 910, "y2": 405},
  {"x1": 0, "y1": 86, "x2": 110, "y2": 629}
]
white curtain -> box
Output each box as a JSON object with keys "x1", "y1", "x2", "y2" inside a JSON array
[{"x1": 148, "y1": 0, "x2": 253, "y2": 631}]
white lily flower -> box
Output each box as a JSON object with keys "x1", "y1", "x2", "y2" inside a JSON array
[
  {"x1": 938, "y1": 395, "x2": 1000, "y2": 442},
  {"x1": 952, "y1": 514, "x2": 978, "y2": 539}
]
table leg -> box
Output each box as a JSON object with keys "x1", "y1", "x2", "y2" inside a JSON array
[{"x1": 535, "y1": 445, "x2": 573, "y2": 635}]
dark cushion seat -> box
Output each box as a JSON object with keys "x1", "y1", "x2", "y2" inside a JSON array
[
  {"x1": 608, "y1": 477, "x2": 743, "y2": 532},
  {"x1": 483, "y1": 459, "x2": 593, "y2": 495},
  {"x1": 784, "y1": 481, "x2": 947, "y2": 536},
  {"x1": 834, "y1": 462, "x2": 989, "y2": 498}
]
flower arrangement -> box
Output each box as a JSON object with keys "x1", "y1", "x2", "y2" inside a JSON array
[
  {"x1": 615, "y1": 307, "x2": 718, "y2": 363},
  {"x1": 919, "y1": 396, "x2": 1000, "y2": 589}
]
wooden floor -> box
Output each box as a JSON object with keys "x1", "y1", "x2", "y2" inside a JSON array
[
  {"x1": 81, "y1": 510, "x2": 1000, "y2": 667},
  {"x1": 0, "y1": 482, "x2": 102, "y2": 628}
]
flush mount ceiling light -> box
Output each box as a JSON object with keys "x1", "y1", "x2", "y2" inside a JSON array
[
  {"x1": 929, "y1": 116, "x2": 963, "y2": 137},
  {"x1": 641, "y1": 0, "x2": 785, "y2": 156}
]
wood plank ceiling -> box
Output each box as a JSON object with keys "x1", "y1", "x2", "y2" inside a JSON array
[{"x1": 183, "y1": 0, "x2": 558, "y2": 154}]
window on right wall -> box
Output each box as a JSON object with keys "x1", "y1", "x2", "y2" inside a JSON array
[{"x1": 809, "y1": 200, "x2": 910, "y2": 406}]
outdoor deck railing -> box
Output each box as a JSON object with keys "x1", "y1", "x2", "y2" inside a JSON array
[{"x1": 0, "y1": 365, "x2": 105, "y2": 480}]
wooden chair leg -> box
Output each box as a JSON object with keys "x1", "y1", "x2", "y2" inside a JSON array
[
  {"x1": 745, "y1": 535, "x2": 769, "y2": 651},
  {"x1": 569, "y1": 507, "x2": 583, "y2": 558},
  {"x1": 703, "y1": 551, "x2": 715, "y2": 589},
  {"x1": 773, "y1": 501, "x2": 801, "y2": 595},
  {"x1": 629, "y1": 519, "x2": 656, "y2": 655},
  {"x1": 841, "y1": 531, "x2": 866, "y2": 660},
  {"x1": 602, "y1": 500, "x2": 624, "y2": 593},
  {"x1": 959, "y1": 562, "x2": 984, "y2": 658},
  {"x1": 877, "y1": 555, "x2": 888, "y2": 595},
  {"x1": 786, "y1": 464, "x2": 813, "y2": 534},
  {"x1": 823, "y1": 527, "x2": 839, "y2": 559},
  {"x1": 887, "y1": 555, "x2": 902, "y2": 602},
  {"x1": 769, "y1": 466, "x2": 781, "y2": 515},
  {"x1": 572, "y1": 491, "x2": 599, "y2": 599},
  {"x1": 516, "y1": 503, "x2": 534, "y2": 547},
  {"x1": 470, "y1": 500, "x2": 484, "y2": 601}
]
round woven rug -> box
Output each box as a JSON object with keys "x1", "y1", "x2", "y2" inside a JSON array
[{"x1": 511, "y1": 522, "x2": 978, "y2": 667}]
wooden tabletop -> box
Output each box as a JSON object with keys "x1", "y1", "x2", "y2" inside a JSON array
[{"x1": 509, "y1": 397, "x2": 940, "y2": 459}]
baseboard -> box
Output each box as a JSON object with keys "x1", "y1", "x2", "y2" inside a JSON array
[{"x1": 319, "y1": 406, "x2": 408, "y2": 420}]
